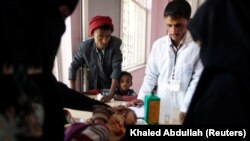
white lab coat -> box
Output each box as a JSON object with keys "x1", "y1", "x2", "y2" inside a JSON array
[{"x1": 138, "y1": 32, "x2": 203, "y2": 124}]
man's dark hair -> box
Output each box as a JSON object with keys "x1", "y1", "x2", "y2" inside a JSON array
[
  {"x1": 118, "y1": 71, "x2": 132, "y2": 82},
  {"x1": 164, "y1": 0, "x2": 191, "y2": 19},
  {"x1": 99, "y1": 24, "x2": 113, "y2": 31}
]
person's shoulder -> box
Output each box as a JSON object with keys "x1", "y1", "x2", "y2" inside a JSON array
[
  {"x1": 110, "y1": 36, "x2": 122, "y2": 46},
  {"x1": 186, "y1": 40, "x2": 201, "y2": 52},
  {"x1": 185, "y1": 31, "x2": 200, "y2": 47},
  {"x1": 153, "y1": 35, "x2": 168, "y2": 45},
  {"x1": 151, "y1": 35, "x2": 168, "y2": 51},
  {"x1": 111, "y1": 36, "x2": 122, "y2": 42},
  {"x1": 79, "y1": 38, "x2": 95, "y2": 51},
  {"x1": 81, "y1": 38, "x2": 94, "y2": 46},
  {"x1": 179, "y1": 32, "x2": 200, "y2": 52}
]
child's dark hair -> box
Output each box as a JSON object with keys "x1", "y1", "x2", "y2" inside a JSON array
[
  {"x1": 164, "y1": 0, "x2": 191, "y2": 19},
  {"x1": 118, "y1": 71, "x2": 132, "y2": 82}
]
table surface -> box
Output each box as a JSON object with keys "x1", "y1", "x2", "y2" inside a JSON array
[
  {"x1": 66, "y1": 94, "x2": 146, "y2": 124},
  {"x1": 65, "y1": 97, "x2": 124, "y2": 120}
]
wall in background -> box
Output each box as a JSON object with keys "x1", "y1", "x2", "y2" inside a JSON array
[{"x1": 88, "y1": 0, "x2": 121, "y2": 38}]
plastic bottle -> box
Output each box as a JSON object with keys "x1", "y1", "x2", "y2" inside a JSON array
[{"x1": 144, "y1": 93, "x2": 160, "y2": 125}]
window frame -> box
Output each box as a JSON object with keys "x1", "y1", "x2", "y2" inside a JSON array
[{"x1": 120, "y1": 0, "x2": 148, "y2": 71}]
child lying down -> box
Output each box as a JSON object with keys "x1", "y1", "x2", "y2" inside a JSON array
[{"x1": 64, "y1": 105, "x2": 137, "y2": 141}]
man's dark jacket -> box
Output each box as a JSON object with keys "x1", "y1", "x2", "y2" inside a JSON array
[{"x1": 69, "y1": 36, "x2": 122, "y2": 89}]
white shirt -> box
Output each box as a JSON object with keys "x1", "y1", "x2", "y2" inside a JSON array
[{"x1": 138, "y1": 32, "x2": 203, "y2": 124}]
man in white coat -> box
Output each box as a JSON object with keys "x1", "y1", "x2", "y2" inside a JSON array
[{"x1": 128, "y1": 0, "x2": 203, "y2": 124}]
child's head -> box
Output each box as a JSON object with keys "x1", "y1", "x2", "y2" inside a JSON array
[
  {"x1": 93, "y1": 105, "x2": 137, "y2": 125},
  {"x1": 113, "y1": 106, "x2": 137, "y2": 125},
  {"x1": 91, "y1": 106, "x2": 137, "y2": 141},
  {"x1": 118, "y1": 71, "x2": 133, "y2": 91},
  {"x1": 107, "y1": 108, "x2": 137, "y2": 141},
  {"x1": 125, "y1": 109, "x2": 137, "y2": 125}
]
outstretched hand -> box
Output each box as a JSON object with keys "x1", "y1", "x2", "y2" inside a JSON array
[
  {"x1": 125, "y1": 99, "x2": 144, "y2": 107},
  {"x1": 112, "y1": 105, "x2": 128, "y2": 112},
  {"x1": 100, "y1": 95, "x2": 113, "y2": 103},
  {"x1": 179, "y1": 112, "x2": 186, "y2": 124}
]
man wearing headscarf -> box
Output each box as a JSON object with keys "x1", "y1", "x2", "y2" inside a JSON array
[
  {"x1": 68, "y1": 15, "x2": 122, "y2": 103},
  {"x1": 184, "y1": 0, "x2": 250, "y2": 125}
]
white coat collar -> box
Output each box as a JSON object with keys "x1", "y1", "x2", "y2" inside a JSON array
[{"x1": 166, "y1": 31, "x2": 193, "y2": 48}]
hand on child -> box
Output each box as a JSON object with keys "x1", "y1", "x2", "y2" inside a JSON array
[
  {"x1": 125, "y1": 99, "x2": 143, "y2": 107},
  {"x1": 113, "y1": 95, "x2": 123, "y2": 101},
  {"x1": 100, "y1": 95, "x2": 113, "y2": 103},
  {"x1": 179, "y1": 112, "x2": 186, "y2": 124},
  {"x1": 112, "y1": 105, "x2": 128, "y2": 113}
]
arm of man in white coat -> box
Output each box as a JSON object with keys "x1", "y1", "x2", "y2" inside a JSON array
[
  {"x1": 180, "y1": 58, "x2": 203, "y2": 123},
  {"x1": 128, "y1": 42, "x2": 160, "y2": 107}
]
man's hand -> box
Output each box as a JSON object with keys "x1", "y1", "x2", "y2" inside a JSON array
[
  {"x1": 179, "y1": 111, "x2": 186, "y2": 124},
  {"x1": 100, "y1": 95, "x2": 113, "y2": 103},
  {"x1": 112, "y1": 105, "x2": 128, "y2": 113},
  {"x1": 125, "y1": 99, "x2": 144, "y2": 107},
  {"x1": 113, "y1": 95, "x2": 123, "y2": 101}
]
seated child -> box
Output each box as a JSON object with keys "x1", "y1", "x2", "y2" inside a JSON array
[
  {"x1": 85, "y1": 71, "x2": 137, "y2": 102},
  {"x1": 113, "y1": 71, "x2": 137, "y2": 101},
  {"x1": 64, "y1": 105, "x2": 137, "y2": 141}
]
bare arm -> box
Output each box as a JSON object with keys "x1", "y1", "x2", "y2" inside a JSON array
[
  {"x1": 68, "y1": 42, "x2": 87, "y2": 90},
  {"x1": 125, "y1": 99, "x2": 144, "y2": 107},
  {"x1": 100, "y1": 79, "x2": 118, "y2": 102},
  {"x1": 122, "y1": 95, "x2": 137, "y2": 101}
]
